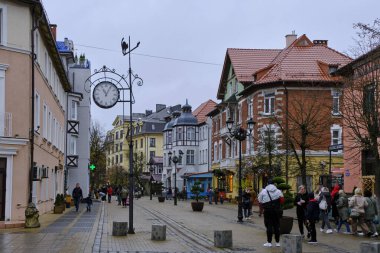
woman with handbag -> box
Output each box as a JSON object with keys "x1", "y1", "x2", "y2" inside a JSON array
[
  {"x1": 349, "y1": 188, "x2": 371, "y2": 236},
  {"x1": 364, "y1": 190, "x2": 378, "y2": 237}
]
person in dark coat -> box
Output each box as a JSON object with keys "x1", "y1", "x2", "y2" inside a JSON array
[
  {"x1": 294, "y1": 185, "x2": 308, "y2": 237},
  {"x1": 242, "y1": 189, "x2": 252, "y2": 220},
  {"x1": 72, "y1": 183, "x2": 83, "y2": 212},
  {"x1": 306, "y1": 192, "x2": 320, "y2": 244}
]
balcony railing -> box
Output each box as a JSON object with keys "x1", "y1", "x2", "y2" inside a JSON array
[{"x1": 0, "y1": 112, "x2": 12, "y2": 137}]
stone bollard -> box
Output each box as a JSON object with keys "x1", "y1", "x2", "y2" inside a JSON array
[
  {"x1": 112, "y1": 221, "x2": 128, "y2": 236},
  {"x1": 281, "y1": 234, "x2": 302, "y2": 253},
  {"x1": 214, "y1": 230, "x2": 232, "y2": 248},
  {"x1": 360, "y1": 241, "x2": 380, "y2": 253},
  {"x1": 151, "y1": 224, "x2": 166, "y2": 241}
]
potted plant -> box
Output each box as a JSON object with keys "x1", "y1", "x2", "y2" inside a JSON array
[
  {"x1": 190, "y1": 181, "x2": 204, "y2": 212},
  {"x1": 273, "y1": 177, "x2": 294, "y2": 234},
  {"x1": 54, "y1": 194, "x2": 65, "y2": 214},
  {"x1": 155, "y1": 183, "x2": 165, "y2": 202}
]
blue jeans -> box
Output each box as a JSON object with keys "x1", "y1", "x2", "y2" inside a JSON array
[
  {"x1": 337, "y1": 218, "x2": 351, "y2": 232},
  {"x1": 74, "y1": 198, "x2": 80, "y2": 211},
  {"x1": 320, "y1": 211, "x2": 332, "y2": 229},
  {"x1": 208, "y1": 195, "x2": 213, "y2": 204}
]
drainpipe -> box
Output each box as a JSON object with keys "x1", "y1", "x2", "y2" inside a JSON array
[{"x1": 284, "y1": 82, "x2": 289, "y2": 185}]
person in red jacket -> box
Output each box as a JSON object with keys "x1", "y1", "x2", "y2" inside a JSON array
[{"x1": 107, "y1": 186, "x2": 113, "y2": 203}]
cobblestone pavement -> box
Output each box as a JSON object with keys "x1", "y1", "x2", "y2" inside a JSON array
[{"x1": 0, "y1": 197, "x2": 376, "y2": 252}]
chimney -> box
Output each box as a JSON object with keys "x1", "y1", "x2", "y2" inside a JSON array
[
  {"x1": 156, "y1": 104, "x2": 166, "y2": 112},
  {"x1": 313, "y1": 40, "x2": 328, "y2": 46},
  {"x1": 50, "y1": 24, "x2": 57, "y2": 41},
  {"x1": 285, "y1": 31, "x2": 297, "y2": 47},
  {"x1": 145, "y1": 110, "x2": 153, "y2": 116}
]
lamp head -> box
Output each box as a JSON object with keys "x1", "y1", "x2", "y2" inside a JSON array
[
  {"x1": 246, "y1": 118, "x2": 255, "y2": 133},
  {"x1": 226, "y1": 118, "x2": 234, "y2": 132}
]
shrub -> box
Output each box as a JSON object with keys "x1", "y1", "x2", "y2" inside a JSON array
[
  {"x1": 190, "y1": 181, "x2": 202, "y2": 202},
  {"x1": 54, "y1": 194, "x2": 64, "y2": 206}
]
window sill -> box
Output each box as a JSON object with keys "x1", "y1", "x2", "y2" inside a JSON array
[
  {"x1": 260, "y1": 112, "x2": 274, "y2": 117},
  {"x1": 331, "y1": 112, "x2": 342, "y2": 117}
]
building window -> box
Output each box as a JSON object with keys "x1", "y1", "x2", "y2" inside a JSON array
[
  {"x1": 52, "y1": 118, "x2": 56, "y2": 144},
  {"x1": 186, "y1": 150, "x2": 195, "y2": 164},
  {"x1": 150, "y1": 151, "x2": 155, "y2": 158},
  {"x1": 332, "y1": 90, "x2": 341, "y2": 115},
  {"x1": 120, "y1": 154, "x2": 123, "y2": 163},
  {"x1": 330, "y1": 124, "x2": 342, "y2": 152},
  {"x1": 115, "y1": 131, "x2": 119, "y2": 140},
  {"x1": 152, "y1": 124, "x2": 155, "y2": 130},
  {"x1": 260, "y1": 126, "x2": 276, "y2": 152},
  {"x1": 140, "y1": 138, "x2": 143, "y2": 148},
  {"x1": 219, "y1": 143, "x2": 222, "y2": 160},
  {"x1": 120, "y1": 130, "x2": 124, "y2": 138},
  {"x1": 150, "y1": 138, "x2": 156, "y2": 147},
  {"x1": 34, "y1": 92, "x2": 40, "y2": 131},
  {"x1": 214, "y1": 143, "x2": 218, "y2": 162},
  {"x1": 120, "y1": 142, "x2": 122, "y2": 151},
  {"x1": 0, "y1": 8, "x2": 3, "y2": 44},
  {"x1": 248, "y1": 97, "x2": 253, "y2": 118},
  {"x1": 115, "y1": 144, "x2": 118, "y2": 152},
  {"x1": 116, "y1": 155, "x2": 119, "y2": 164},
  {"x1": 177, "y1": 127, "x2": 183, "y2": 140},
  {"x1": 363, "y1": 84, "x2": 375, "y2": 116},
  {"x1": 112, "y1": 157, "x2": 114, "y2": 165},
  {"x1": 71, "y1": 101, "x2": 78, "y2": 120},
  {"x1": 264, "y1": 92, "x2": 275, "y2": 115},
  {"x1": 186, "y1": 127, "x2": 195, "y2": 140},
  {"x1": 43, "y1": 104, "x2": 47, "y2": 138},
  {"x1": 69, "y1": 136, "x2": 77, "y2": 155}
]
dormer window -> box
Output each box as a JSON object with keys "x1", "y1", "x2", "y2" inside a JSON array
[{"x1": 329, "y1": 65, "x2": 338, "y2": 75}]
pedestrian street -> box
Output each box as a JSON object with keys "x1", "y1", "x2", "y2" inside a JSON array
[{"x1": 0, "y1": 197, "x2": 373, "y2": 252}]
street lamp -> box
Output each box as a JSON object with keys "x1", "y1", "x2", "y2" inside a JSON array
[
  {"x1": 148, "y1": 160, "x2": 154, "y2": 200},
  {"x1": 168, "y1": 150, "x2": 184, "y2": 206},
  {"x1": 226, "y1": 117, "x2": 255, "y2": 222}
]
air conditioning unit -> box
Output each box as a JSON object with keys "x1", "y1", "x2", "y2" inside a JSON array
[
  {"x1": 32, "y1": 165, "x2": 41, "y2": 181},
  {"x1": 41, "y1": 166, "x2": 49, "y2": 179}
]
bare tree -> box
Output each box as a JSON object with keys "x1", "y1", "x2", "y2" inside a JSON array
[
  {"x1": 275, "y1": 90, "x2": 334, "y2": 189},
  {"x1": 349, "y1": 18, "x2": 380, "y2": 57},
  {"x1": 90, "y1": 121, "x2": 107, "y2": 189}
]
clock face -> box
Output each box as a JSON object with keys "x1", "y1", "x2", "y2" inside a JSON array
[{"x1": 93, "y1": 81, "x2": 120, "y2": 109}]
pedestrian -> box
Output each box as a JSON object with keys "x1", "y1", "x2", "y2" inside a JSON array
[
  {"x1": 318, "y1": 186, "x2": 333, "y2": 233},
  {"x1": 364, "y1": 189, "x2": 378, "y2": 237},
  {"x1": 258, "y1": 179, "x2": 284, "y2": 248},
  {"x1": 336, "y1": 189, "x2": 351, "y2": 234},
  {"x1": 85, "y1": 194, "x2": 93, "y2": 212},
  {"x1": 249, "y1": 189, "x2": 256, "y2": 217},
  {"x1": 242, "y1": 189, "x2": 251, "y2": 220},
  {"x1": 166, "y1": 188, "x2": 172, "y2": 200},
  {"x1": 214, "y1": 188, "x2": 219, "y2": 205},
  {"x1": 107, "y1": 186, "x2": 113, "y2": 203},
  {"x1": 207, "y1": 187, "x2": 214, "y2": 204},
  {"x1": 116, "y1": 185, "x2": 122, "y2": 206},
  {"x1": 349, "y1": 187, "x2": 371, "y2": 236},
  {"x1": 306, "y1": 192, "x2": 319, "y2": 244},
  {"x1": 121, "y1": 187, "x2": 128, "y2": 207},
  {"x1": 294, "y1": 185, "x2": 309, "y2": 238},
  {"x1": 331, "y1": 183, "x2": 340, "y2": 225},
  {"x1": 72, "y1": 183, "x2": 83, "y2": 212}
]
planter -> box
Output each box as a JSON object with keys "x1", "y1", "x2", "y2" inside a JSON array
[
  {"x1": 280, "y1": 216, "x2": 293, "y2": 234},
  {"x1": 54, "y1": 205, "x2": 65, "y2": 214},
  {"x1": 191, "y1": 201, "x2": 204, "y2": 212},
  {"x1": 158, "y1": 196, "x2": 165, "y2": 202}
]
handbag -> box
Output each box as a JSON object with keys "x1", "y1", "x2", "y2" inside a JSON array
[{"x1": 350, "y1": 208, "x2": 360, "y2": 218}]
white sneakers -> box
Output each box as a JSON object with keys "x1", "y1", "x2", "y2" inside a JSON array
[
  {"x1": 320, "y1": 228, "x2": 324, "y2": 232},
  {"x1": 326, "y1": 229, "x2": 333, "y2": 234},
  {"x1": 263, "y1": 242, "x2": 280, "y2": 247}
]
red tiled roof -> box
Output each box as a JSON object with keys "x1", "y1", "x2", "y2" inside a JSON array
[
  {"x1": 217, "y1": 49, "x2": 281, "y2": 99},
  {"x1": 228, "y1": 48, "x2": 282, "y2": 83},
  {"x1": 254, "y1": 35, "x2": 352, "y2": 84},
  {"x1": 192, "y1": 99, "x2": 217, "y2": 124}
]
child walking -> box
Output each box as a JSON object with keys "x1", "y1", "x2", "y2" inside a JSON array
[{"x1": 85, "y1": 194, "x2": 93, "y2": 212}]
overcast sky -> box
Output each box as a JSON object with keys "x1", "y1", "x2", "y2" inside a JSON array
[{"x1": 42, "y1": 0, "x2": 380, "y2": 131}]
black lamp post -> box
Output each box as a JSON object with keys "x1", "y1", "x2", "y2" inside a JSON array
[
  {"x1": 168, "y1": 150, "x2": 183, "y2": 206},
  {"x1": 148, "y1": 160, "x2": 154, "y2": 200},
  {"x1": 121, "y1": 36, "x2": 142, "y2": 234},
  {"x1": 226, "y1": 117, "x2": 255, "y2": 222}
]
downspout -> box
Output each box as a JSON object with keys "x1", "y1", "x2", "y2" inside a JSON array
[
  {"x1": 29, "y1": 7, "x2": 36, "y2": 204},
  {"x1": 285, "y1": 82, "x2": 289, "y2": 185}
]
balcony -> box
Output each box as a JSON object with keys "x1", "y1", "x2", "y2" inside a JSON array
[
  {"x1": 220, "y1": 158, "x2": 237, "y2": 168},
  {"x1": 0, "y1": 112, "x2": 12, "y2": 137}
]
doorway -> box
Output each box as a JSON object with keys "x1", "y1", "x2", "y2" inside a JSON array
[{"x1": 0, "y1": 158, "x2": 6, "y2": 220}]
